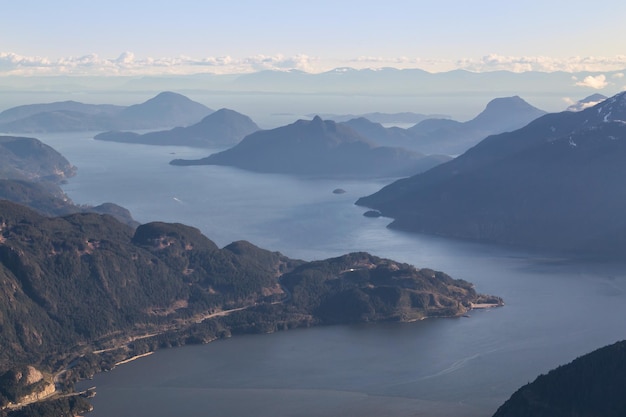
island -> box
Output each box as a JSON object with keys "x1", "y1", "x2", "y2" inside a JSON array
[
  {"x1": 170, "y1": 116, "x2": 451, "y2": 178},
  {"x1": 94, "y1": 108, "x2": 259, "y2": 148}
]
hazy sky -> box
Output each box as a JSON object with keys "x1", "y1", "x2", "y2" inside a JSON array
[{"x1": 2, "y1": 0, "x2": 626, "y2": 75}]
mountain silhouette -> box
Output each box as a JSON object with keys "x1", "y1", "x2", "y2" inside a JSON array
[
  {"x1": 357, "y1": 91, "x2": 626, "y2": 257},
  {"x1": 407, "y1": 96, "x2": 547, "y2": 155},
  {"x1": 95, "y1": 108, "x2": 259, "y2": 147},
  {"x1": 0, "y1": 92, "x2": 213, "y2": 133},
  {"x1": 171, "y1": 116, "x2": 450, "y2": 178},
  {"x1": 566, "y1": 93, "x2": 608, "y2": 112},
  {"x1": 493, "y1": 340, "x2": 626, "y2": 417}
]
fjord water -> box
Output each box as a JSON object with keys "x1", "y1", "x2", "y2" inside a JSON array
[{"x1": 38, "y1": 133, "x2": 626, "y2": 416}]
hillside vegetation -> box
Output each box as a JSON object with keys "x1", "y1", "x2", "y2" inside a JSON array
[{"x1": 0, "y1": 199, "x2": 500, "y2": 392}]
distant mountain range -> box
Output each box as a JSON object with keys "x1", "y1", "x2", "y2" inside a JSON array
[
  {"x1": 357, "y1": 91, "x2": 626, "y2": 257},
  {"x1": 3, "y1": 68, "x2": 624, "y2": 100},
  {"x1": 336, "y1": 96, "x2": 546, "y2": 155},
  {"x1": 493, "y1": 340, "x2": 626, "y2": 417},
  {"x1": 224, "y1": 68, "x2": 624, "y2": 99},
  {"x1": 170, "y1": 116, "x2": 451, "y2": 178},
  {"x1": 0, "y1": 92, "x2": 212, "y2": 133},
  {"x1": 94, "y1": 108, "x2": 260, "y2": 147},
  {"x1": 308, "y1": 111, "x2": 450, "y2": 124}
]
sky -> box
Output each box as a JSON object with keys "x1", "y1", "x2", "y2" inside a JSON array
[{"x1": 1, "y1": 0, "x2": 626, "y2": 76}]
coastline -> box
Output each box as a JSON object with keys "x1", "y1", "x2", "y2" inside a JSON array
[
  {"x1": 114, "y1": 352, "x2": 154, "y2": 367},
  {"x1": 470, "y1": 302, "x2": 504, "y2": 309}
]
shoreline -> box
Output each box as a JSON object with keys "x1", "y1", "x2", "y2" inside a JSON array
[
  {"x1": 114, "y1": 352, "x2": 154, "y2": 367},
  {"x1": 470, "y1": 302, "x2": 503, "y2": 309}
]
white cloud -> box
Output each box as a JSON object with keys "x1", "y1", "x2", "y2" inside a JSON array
[
  {"x1": 455, "y1": 54, "x2": 626, "y2": 73},
  {"x1": 1, "y1": 52, "x2": 626, "y2": 76},
  {"x1": 241, "y1": 54, "x2": 318, "y2": 72},
  {"x1": 575, "y1": 74, "x2": 608, "y2": 89},
  {"x1": 0, "y1": 52, "x2": 51, "y2": 70},
  {"x1": 0, "y1": 51, "x2": 324, "y2": 75},
  {"x1": 351, "y1": 56, "x2": 451, "y2": 72},
  {"x1": 115, "y1": 52, "x2": 135, "y2": 65}
]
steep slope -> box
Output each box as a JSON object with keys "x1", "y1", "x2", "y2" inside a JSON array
[
  {"x1": 357, "y1": 91, "x2": 626, "y2": 256},
  {"x1": 94, "y1": 108, "x2": 259, "y2": 147},
  {"x1": 0, "y1": 200, "x2": 294, "y2": 369},
  {"x1": 0, "y1": 136, "x2": 75, "y2": 184},
  {"x1": 493, "y1": 340, "x2": 626, "y2": 417},
  {"x1": 0, "y1": 136, "x2": 137, "y2": 226},
  {"x1": 171, "y1": 116, "x2": 447, "y2": 178},
  {"x1": 407, "y1": 96, "x2": 546, "y2": 154},
  {"x1": 0, "y1": 179, "x2": 138, "y2": 227}
]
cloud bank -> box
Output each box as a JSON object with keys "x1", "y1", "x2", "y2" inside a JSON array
[
  {"x1": 574, "y1": 74, "x2": 608, "y2": 89},
  {"x1": 0, "y1": 52, "x2": 321, "y2": 76},
  {"x1": 456, "y1": 54, "x2": 626, "y2": 73},
  {"x1": 1, "y1": 52, "x2": 626, "y2": 76}
]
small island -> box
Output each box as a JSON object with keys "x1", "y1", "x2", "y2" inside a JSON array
[{"x1": 363, "y1": 210, "x2": 382, "y2": 218}]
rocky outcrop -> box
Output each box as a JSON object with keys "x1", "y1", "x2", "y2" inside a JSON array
[{"x1": 0, "y1": 366, "x2": 56, "y2": 408}]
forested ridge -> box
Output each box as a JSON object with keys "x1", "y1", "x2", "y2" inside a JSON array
[
  {"x1": 493, "y1": 340, "x2": 626, "y2": 417},
  {"x1": 0, "y1": 199, "x2": 501, "y2": 415}
]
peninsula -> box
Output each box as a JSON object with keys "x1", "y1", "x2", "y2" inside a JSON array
[{"x1": 0, "y1": 199, "x2": 502, "y2": 416}]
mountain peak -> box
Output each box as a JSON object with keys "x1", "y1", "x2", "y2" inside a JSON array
[
  {"x1": 590, "y1": 90, "x2": 626, "y2": 122},
  {"x1": 194, "y1": 108, "x2": 259, "y2": 133},
  {"x1": 470, "y1": 96, "x2": 546, "y2": 127},
  {"x1": 144, "y1": 91, "x2": 193, "y2": 104},
  {"x1": 206, "y1": 108, "x2": 242, "y2": 119},
  {"x1": 118, "y1": 92, "x2": 213, "y2": 128},
  {"x1": 484, "y1": 96, "x2": 533, "y2": 111},
  {"x1": 567, "y1": 93, "x2": 608, "y2": 112},
  {"x1": 300, "y1": 115, "x2": 338, "y2": 133}
]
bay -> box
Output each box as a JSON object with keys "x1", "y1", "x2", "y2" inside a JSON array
[{"x1": 34, "y1": 133, "x2": 626, "y2": 416}]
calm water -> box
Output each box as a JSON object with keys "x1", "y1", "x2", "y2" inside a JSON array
[{"x1": 34, "y1": 133, "x2": 626, "y2": 416}]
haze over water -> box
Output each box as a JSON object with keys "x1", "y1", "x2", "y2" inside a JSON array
[{"x1": 36, "y1": 133, "x2": 626, "y2": 417}]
